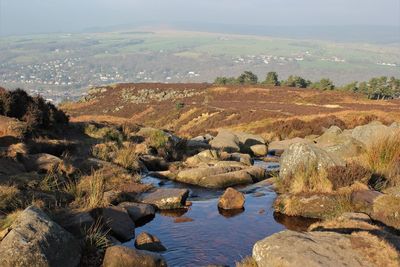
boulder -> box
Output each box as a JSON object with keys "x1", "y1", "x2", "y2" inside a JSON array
[
  {"x1": 139, "y1": 188, "x2": 189, "y2": 210},
  {"x1": 61, "y1": 211, "x2": 94, "y2": 237},
  {"x1": 250, "y1": 144, "x2": 268, "y2": 157},
  {"x1": 103, "y1": 245, "x2": 167, "y2": 267},
  {"x1": 210, "y1": 130, "x2": 240, "y2": 153},
  {"x1": 93, "y1": 206, "x2": 135, "y2": 242},
  {"x1": 20, "y1": 153, "x2": 63, "y2": 172},
  {"x1": 351, "y1": 190, "x2": 382, "y2": 213},
  {"x1": 268, "y1": 137, "x2": 311, "y2": 154},
  {"x1": 0, "y1": 158, "x2": 26, "y2": 183},
  {"x1": 140, "y1": 155, "x2": 169, "y2": 171},
  {"x1": 224, "y1": 152, "x2": 253, "y2": 166},
  {"x1": 0, "y1": 206, "x2": 81, "y2": 267},
  {"x1": 351, "y1": 121, "x2": 396, "y2": 146},
  {"x1": 253, "y1": 230, "x2": 397, "y2": 267},
  {"x1": 185, "y1": 149, "x2": 220, "y2": 166},
  {"x1": 135, "y1": 232, "x2": 166, "y2": 252},
  {"x1": 279, "y1": 142, "x2": 345, "y2": 180},
  {"x1": 218, "y1": 187, "x2": 245, "y2": 210},
  {"x1": 234, "y1": 131, "x2": 265, "y2": 154},
  {"x1": 118, "y1": 202, "x2": 156, "y2": 224}
]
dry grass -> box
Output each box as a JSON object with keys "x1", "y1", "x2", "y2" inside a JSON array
[
  {"x1": 372, "y1": 194, "x2": 400, "y2": 229},
  {"x1": 0, "y1": 210, "x2": 22, "y2": 231},
  {"x1": 83, "y1": 218, "x2": 110, "y2": 253},
  {"x1": 326, "y1": 163, "x2": 371, "y2": 190},
  {"x1": 114, "y1": 144, "x2": 140, "y2": 171},
  {"x1": 76, "y1": 170, "x2": 107, "y2": 210},
  {"x1": 236, "y1": 256, "x2": 258, "y2": 267},
  {"x1": 146, "y1": 129, "x2": 169, "y2": 149},
  {"x1": 91, "y1": 142, "x2": 118, "y2": 162},
  {"x1": 0, "y1": 185, "x2": 22, "y2": 212},
  {"x1": 362, "y1": 132, "x2": 400, "y2": 188},
  {"x1": 289, "y1": 161, "x2": 333, "y2": 194},
  {"x1": 350, "y1": 231, "x2": 400, "y2": 267}
]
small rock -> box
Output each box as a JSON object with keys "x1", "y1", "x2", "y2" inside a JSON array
[
  {"x1": 140, "y1": 188, "x2": 189, "y2": 210},
  {"x1": 218, "y1": 187, "x2": 245, "y2": 210},
  {"x1": 135, "y1": 232, "x2": 166, "y2": 252},
  {"x1": 250, "y1": 144, "x2": 268, "y2": 157},
  {"x1": 118, "y1": 202, "x2": 156, "y2": 224},
  {"x1": 174, "y1": 216, "x2": 194, "y2": 223}
]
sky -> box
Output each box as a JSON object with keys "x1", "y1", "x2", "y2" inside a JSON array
[{"x1": 0, "y1": 0, "x2": 399, "y2": 36}]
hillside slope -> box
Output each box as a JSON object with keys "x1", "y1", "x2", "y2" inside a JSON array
[{"x1": 63, "y1": 83, "x2": 400, "y2": 139}]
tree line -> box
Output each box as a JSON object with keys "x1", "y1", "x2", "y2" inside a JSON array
[{"x1": 214, "y1": 71, "x2": 400, "y2": 100}]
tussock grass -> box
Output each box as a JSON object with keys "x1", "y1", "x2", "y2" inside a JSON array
[
  {"x1": 84, "y1": 124, "x2": 123, "y2": 143},
  {"x1": 363, "y1": 132, "x2": 400, "y2": 188},
  {"x1": 146, "y1": 130, "x2": 169, "y2": 149},
  {"x1": 289, "y1": 161, "x2": 333, "y2": 194},
  {"x1": 77, "y1": 170, "x2": 107, "y2": 210},
  {"x1": 114, "y1": 144, "x2": 140, "y2": 171},
  {"x1": 91, "y1": 142, "x2": 118, "y2": 162},
  {"x1": 83, "y1": 218, "x2": 110, "y2": 253},
  {"x1": 236, "y1": 256, "x2": 258, "y2": 267}
]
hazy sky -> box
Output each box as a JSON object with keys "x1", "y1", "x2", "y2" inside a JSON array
[{"x1": 1, "y1": 0, "x2": 399, "y2": 36}]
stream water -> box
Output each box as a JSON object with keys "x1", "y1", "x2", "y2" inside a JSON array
[{"x1": 124, "y1": 160, "x2": 317, "y2": 266}]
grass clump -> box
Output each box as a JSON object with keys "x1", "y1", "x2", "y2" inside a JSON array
[
  {"x1": 91, "y1": 142, "x2": 118, "y2": 162},
  {"x1": 146, "y1": 130, "x2": 169, "y2": 149},
  {"x1": 0, "y1": 210, "x2": 22, "y2": 231},
  {"x1": 114, "y1": 144, "x2": 140, "y2": 171},
  {"x1": 288, "y1": 161, "x2": 333, "y2": 194},
  {"x1": 236, "y1": 256, "x2": 258, "y2": 267},
  {"x1": 83, "y1": 218, "x2": 110, "y2": 253},
  {"x1": 84, "y1": 124, "x2": 123, "y2": 143},
  {"x1": 0, "y1": 185, "x2": 23, "y2": 212},
  {"x1": 363, "y1": 132, "x2": 400, "y2": 189},
  {"x1": 76, "y1": 170, "x2": 107, "y2": 210}
]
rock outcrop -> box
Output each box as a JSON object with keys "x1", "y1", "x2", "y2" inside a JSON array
[{"x1": 0, "y1": 206, "x2": 81, "y2": 267}]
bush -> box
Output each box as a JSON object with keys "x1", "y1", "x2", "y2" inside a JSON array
[
  {"x1": 0, "y1": 88, "x2": 68, "y2": 130},
  {"x1": 147, "y1": 130, "x2": 169, "y2": 149}
]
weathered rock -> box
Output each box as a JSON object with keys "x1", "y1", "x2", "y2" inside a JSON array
[
  {"x1": 253, "y1": 230, "x2": 399, "y2": 267},
  {"x1": 268, "y1": 137, "x2": 311, "y2": 154},
  {"x1": 351, "y1": 121, "x2": 396, "y2": 146},
  {"x1": 61, "y1": 211, "x2": 94, "y2": 237},
  {"x1": 135, "y1": 232, "x2": 166, "y2": 252},
  {"x1": 140, "y1": 188, "x2": 189, "y2": 210},
  {"x1": 185, "y1": 149, "x2": 220, "y2": 166},
  {"x1": 250, "y1": 144, "x2": 268, "y2": 157},
  {"x1": 20, "y1": 153, "x2": 63, "y2": 172},
  {"x1": 0, "y1": 158, "x2": 26, "y2": 182},
  {"x1": 176, "y1": 166, "x2": 265, "y2": 188},
  {"x1": 118, "y1": 202, "x2": 156, "y2": 224},
  {"x1": 234, "y1": 131, "x2": 265, "y2": 153},
  {"x1": 279, "y1": 142, "x2": 345, "y2": 180},
  {"x1": 224, "y1": 152, "x2": 253, "y2": 166},
  {"x1": 103, "y1": 245, "x2": 167, "y2": 267},
  {"x1": 0, "y1": 206, "x2": 81, "y2": 267},
  {"x1": 351, "y1": 190, "x2": 382, "y2": 213},
  {"x1": 93, "y1": 206, "x2": 135, "y2": 242},
  {"x1": 218, "y1": 187, "x2": 245, "y2": 210},
  {"x1": 210, "y1": 130, "x2": 240, "y2": 153}
]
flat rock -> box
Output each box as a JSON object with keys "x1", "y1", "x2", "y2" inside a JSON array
[
  {"x1": 21, "y1": 153, "x2": 62, "y2": 172},
  {"x1": 0, "y1": 206, "x2": 81, "y2": 267},
  {"x1": 103, "y1": 245, "x2": 167, "y2": 267},
  {"x1": 139, "y1": 188, "x2": 189, "y2": 210},
  {"x1": 210, "y1": 130, "x2": 240, "y2": 153},
  {"x1": 253, "y1": 230, "x2": 386, "y2": 267}
]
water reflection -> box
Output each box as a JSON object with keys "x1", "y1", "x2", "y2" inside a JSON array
[{"x1": 218, "y1": 208, "x2": 245, "y2": 218}]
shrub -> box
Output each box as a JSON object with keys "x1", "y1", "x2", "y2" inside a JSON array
[
  {"x1": 326, "y1": 163, "x2": 372, "y2": 190},
  {"x1": 363, "y1": 132, "x2": 400, "y2": 188}
]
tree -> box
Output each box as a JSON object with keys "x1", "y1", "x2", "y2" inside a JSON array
[
  {"x1": 214, "y1": 76, "x2": 237, "y2": 85},
  {"x1": 341, "y1": 82, "x2": 358, "y2": 92},
  {"x1": 284, "y1": 75, "x2": 309, "y2": 88},
  {"x1": 263, "y1": 72, "x2": 280, "y2": 86},
  {"x1": 312, "y1": 78, "x2": 335, "y2": 90},
  {"x1": 237, "y1": 71, "x2": 258, "y2": 85}
]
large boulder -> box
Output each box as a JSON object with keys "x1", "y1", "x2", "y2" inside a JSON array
[
  {"x1": 210, "y1": 130, "x2": 240, "y2": 153},
  {"x1": 234, "y1": 131, "x2": 265, "y2": 154},
  {"x1": 103, "y1": 245, "x2": 167, "y2": 267},
  {"x1": 268, "y1": 137, "x2": 312, "y2": 155},
  {"x1": 253, "y1": 230, "x2": 399, "y2": 267},
  {"x1": 218, "y1": 187, "x2": 245, "y2": 210},
  {"x1": 315, "y1": 125, "x2": 366, "y2": 160},
  {"x1": 135, "y1": 232, "x2": 166, "y2": 252},
  {"x1": 139, "y1": 188, "x2": 189, "y2": 210},
  {"x1": 0, "y1": 206, "x2": 81, "y2": 267},
  {"x1": 279, "y1": 142, "x2": 345, "y2": 180},
  {"x1": 351, "y1": 121, "x2": 396, "y2": 146}
]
